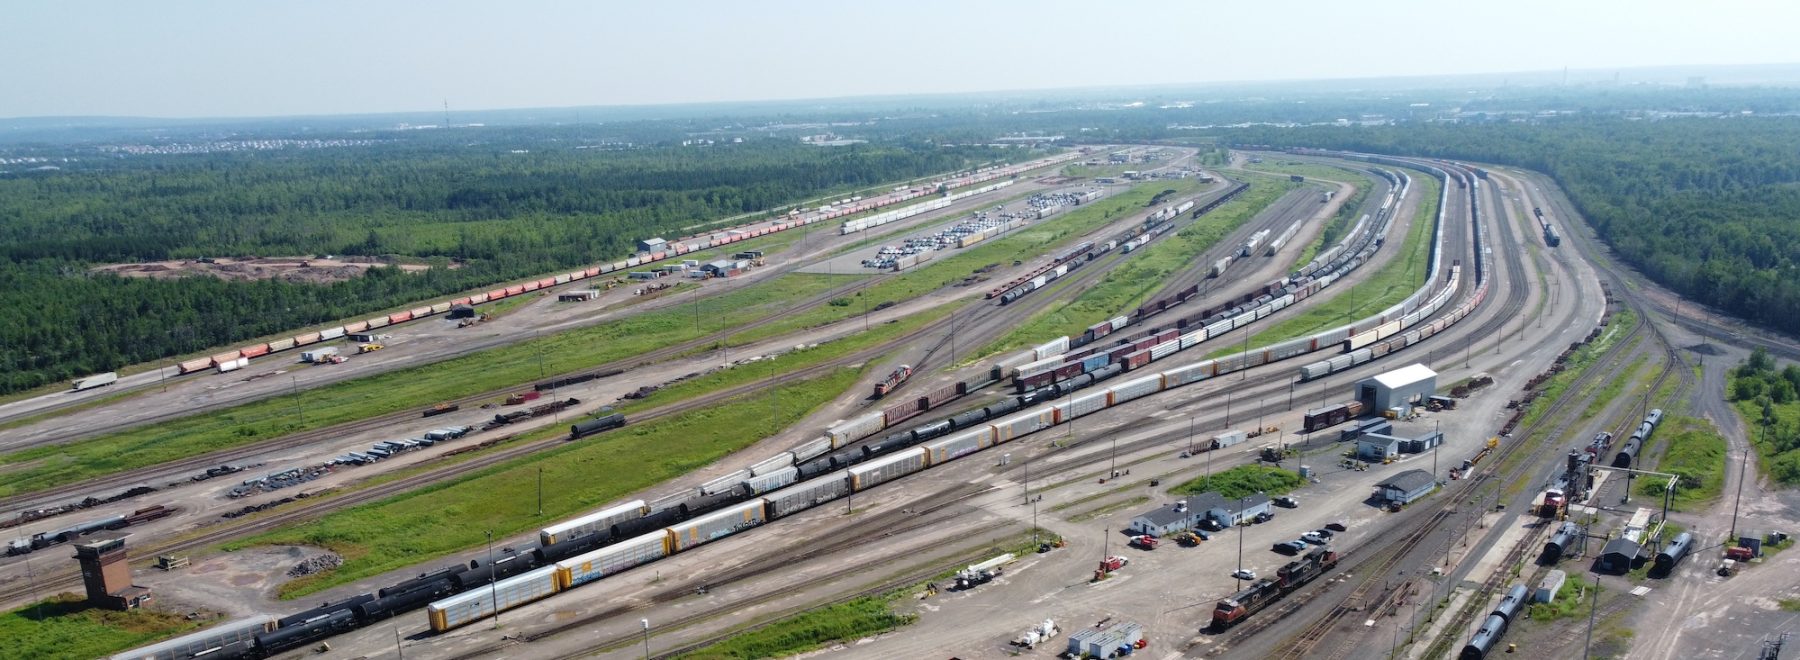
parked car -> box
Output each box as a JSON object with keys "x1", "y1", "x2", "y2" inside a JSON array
[
  {"x1": 1254, "y1": 511, "x2": 1275, "y2": 524},
  {"x1": 1271, "y1": 540, "x2": 1306, "y2": 555},
  {"x1": 1273, "y1": 496, "x2": 1299, "y2": 508},
  {"x1": 1325, "y1": 521, "x2": 1348, "y2": 532},
  {"x1": 1301, "y1": 532, "x2": 1327, "y2": 545},
  {"x1": 1312, "y1": 528, "x2": 1335, "y2": 540},
  {"x1": 1231, "y1": 569, "x2": 1257, "y2": 581}
]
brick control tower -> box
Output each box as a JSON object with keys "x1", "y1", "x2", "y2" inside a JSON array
[{"x1": 73, "y1": 537, "x2": 151, "y2": 610}]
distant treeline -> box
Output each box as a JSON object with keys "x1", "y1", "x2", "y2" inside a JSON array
[
  {"x1": 0, "y1": 137, "x2": 1021, "y2": 393},
  {"x1": 1223, "y1": 118, "x2": 1800, "y2": 337}
]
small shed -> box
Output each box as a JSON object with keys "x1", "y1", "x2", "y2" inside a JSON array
[
  {"x1": 447, "y1": 304, "x2": 477, "y2": 319},
  {"x1": 1596, "y1": 538, "x2": 1642, "y2": 574},
  {"x1": 1357, "y1": 364, "x2": 1438, "y2": 413},
  {"x1": 636, "y1": 237, "x2": 668, "y2": 253},
  {"x1": 1375, "y1": 469, "x2": 1436, "y2": 505},
  {"x1": 1536, "y1": 569, "x2": 1567, "y2": 603},
  {"x1": 557, "y1": 290, "x2": 600, "y2": 303},
  {"x1": 1358, "y1": 434, "x2": 1403, "y2": 461}
]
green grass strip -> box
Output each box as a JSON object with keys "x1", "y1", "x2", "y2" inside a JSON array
[
  {"x1": 1167, "y1": 465, "x2": 1304, "y2": 499},
  {"x1": 1209, "y1": 169, "x2": 1441, "y2": 358},
  {"x1": 976, "y1": 173, "x2": 1295, "y2": 358},
  {"x1": 0, "y1": 595, "x2": 206, "y2": 660},
  {"x1": 675, "y1": 593, "x2": 917, "y2": 660},
  {"x1": 1634, "y1": 415, "x2": 1728, "y2": 510},
  {"x1": 237, "y1": 364, "x2": 867, "y2": 599},
  {"x1": 0, "y1": 273, "x2": 858, "y2": 499}
]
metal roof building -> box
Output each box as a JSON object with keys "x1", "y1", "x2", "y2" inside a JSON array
[
  {"x1": 1597, "y1": 538, "x2": 1643, "y2": 574},
  {"x1": 1129, "y1": 502, "x2": 1199, "y2": 536},
  {"x1": 1357, "y1": 363, "x2": 1438, "y2": 414},
  {"x1": 1374, "y1": 469, "x2": 1437, "y2": 505}
]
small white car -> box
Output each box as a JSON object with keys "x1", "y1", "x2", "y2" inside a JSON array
[{"x1": 1231, "y1": 569, "x2": 1257, "y2": 581}]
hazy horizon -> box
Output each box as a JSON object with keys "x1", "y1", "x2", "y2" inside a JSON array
[{"x1": 8, "y1": 0, "x2": 1800, "y2": 119}]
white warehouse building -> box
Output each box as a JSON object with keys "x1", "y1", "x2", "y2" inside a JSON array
[{"x1": 1357, "y1": 363, "x2": 1437, "y2": 415}]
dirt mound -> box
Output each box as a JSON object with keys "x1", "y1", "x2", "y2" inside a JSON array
[{"x1": 93, "y1": 256, "x2": 434, "y2": 285}]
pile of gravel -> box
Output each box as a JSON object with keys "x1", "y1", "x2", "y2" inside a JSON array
[{"x1": 287, "y1": 553, "x2": 344, "y2": 577}]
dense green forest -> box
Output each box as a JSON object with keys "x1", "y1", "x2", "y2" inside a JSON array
[
  {"x1": 1729, "y1": 348, "x2": 1800, "y2": 483},
  {"x1": 0, "y1": 136, "x2": 1020, "y2": 393},
  {"x1": 1221, "y1": 118, "x2": 1800, "y2": 337}
]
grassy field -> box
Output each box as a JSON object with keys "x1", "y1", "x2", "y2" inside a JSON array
[
  {"x1": 674, "y1": 593, "x2": 916, "y2": 660},
  {"x1": 976, "y1": 174, "x2": 1293, "y2": 358},
  {"x1": 621, "y1": 303, "x2": 958, "y2": 416},
  {"x1": 1168, "y1": 465, "x2": 1305, "y2": 499},
  {"x1": 237, "y1": 364, "x2": 865, "y2": 598},
  {"x1": 1635, "y1": 416, "x2": 1728, "y2": 510},
  {"x1": 1527, "y1": 579, "x2": 1592, "y2": 621},
  {"x1": 1209, "y1": 169, "x2": 1441, "y2": 359},
  {"x1": 0, "y1": 595, "x2": 205, "y2": 660},
  {"x1": 0, "y1": 272, "x2": 864, "y2": 499},
  {"x1": 1244, "y1": 159, "x2": 1367, "y2": 183},
  {"x1": 1291, "y1": 175, "x2": 1373, "y2": 271}
]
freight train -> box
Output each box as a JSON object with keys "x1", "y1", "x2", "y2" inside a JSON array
[
  {"x1": 1461, "y1": 584, "x2": 1529, "y2": 659},
  {"x1": 1533, "y1": 206, "x2": 1561, "y2": 247},
  {"x1": 167, "y1": 153, "x2": 1080, "y2": 377},
  {"x1": 1211, "y1": 545, "x2": 1338, "y2": 629},
  {"x1": 6, "y1": 506, "x2": 174, "y2": 557},
  {"x1": 824, "y1": 157, "x2": 1479, "y2": 453},
  {"x1": 117, "y1": 154, "x2": 1487, "y2": 660},
  {"x1": 1610, "y1": 408, "x2": 1664, "y2": 469}
]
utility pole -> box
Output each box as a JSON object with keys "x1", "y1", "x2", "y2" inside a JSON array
[
  {"x1": 1583, "y1": 575, "x2": 1599, "y2": 659},
  {"x1": 290, "y1": 376, "x2": 303, "y2": 426},
  {"x1": 1732, "y1": 423, "x2": 1760, "y2": 542},
  {"x1": 486, "y1": 530, "x2": 499, "y2": 629},
  {"x1": 641, "y1": 619, "x2": 651, "y2": 660},
  {"x1": 537, "y1": 467, "x2": 544, "y2": 517},
  {"x1": 1236, "y1": 497, "x2": 1246, "y2": 577},
  {"x1": 394, "y1": 624, "x2": 405, "y2": 660}
]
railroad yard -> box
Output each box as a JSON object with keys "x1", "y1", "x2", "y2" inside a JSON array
[{"x1": 6, "y1": 144, "x2": 1796, "y2": 660}]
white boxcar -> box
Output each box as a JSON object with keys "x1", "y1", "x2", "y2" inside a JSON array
[
  {"x1": 1231, "y1": 312, "x2": 1255, "y2": 330},
  {"x1": 791, "y1": 437, "x2": 833, "y2": 463},
  {"x1": 1178, "y1": 330, "x2": 1205, "y2": 350},
  {"x1": 1161, "y1": 361, "x2": 1214, "y2": 387},
  {"x1": 555, "y1": 531, "x2": 670, "y2": 589},
  {"x1": 849, "y1": 448, "x2": 929, "y2": 490},
  {"x1": 1069, "y1": 391, "x2": 1109, "y2": 418},
  {"x1": 1150, "y1": 342, "x2": 1180, "y2": 361},
  {"x1": 72, "y1": 372, "x2": 119, "y2": 391},
  {"x1": 700, "y1": 469, "x2": 753, "y2": 495},
  {"x1": 111, "y1": 616, "x2": 276, "y2": 660},
  {"x1": 1346, "y1": 330, "x2": 1378, "y2": 351},
  {"x1": 765, "y1": 474, "x2": 850, "y2": 519},
  {"x1": 1299, "y1": 360, "x2": 1332, "y2": 381},
  {"x1": 1349, "y1": 347, "x2": 1374, "y2": 365},
  {"x1": 750, "y1": 452, "x2": 795, "y2": 476},
  {"x1": 1269, "y1": 337, "x2": 1312, "y2": 362},
  {"x1": 1327, "y1": 355, "x2": 1354, "y2": 371},
  {"x1": 827, "y1": 412, "x2": 886, "y2": 448},
  {"x1": 924, "y1": 430, "x2": 989, "y2": 465},
  {"x1": 1033, "y1": 336, "x2": 1071, "y2": 361},
  {"x1": 993, "y1": 406, "x2": 1057, "y2": 442},
  {"x1": 428, "y1": 566, "x2": 559, "y2": 632},
  {"x1": 1014, "y1": 356, "x2": 1064, "y2": 380},
  {"x1": 1107, "y1": 375, "x2": 1162, "y2": 406},
  {"x1": 670, "y1": 500, "x2": 767, "y2": 551},
  {"x1": 746, "y1": 465, "x2": 799, "y2": 494},
  {"x1": 1205, "y1": 319, "x2": 1234, "y2": 338},
  {"x1": 538, "y1": 500, "x2": 648, "y2": 546},
  {"x1": 1110, "y1": 315, "x2": 1131, "y2": 332}
]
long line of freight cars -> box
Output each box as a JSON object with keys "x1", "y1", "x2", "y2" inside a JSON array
[
  {"x1": 162, "y1": 153, "x2": 1081, "y2": 378},
  {"x1": 985, "y1": 184, "x2": 1245, "y2": 306},
  {"x1": 114, "y1": 156, "x2": 1482, "y2": 660},
  {"x1": 820, "y1": 157, "x2": 1479, "y2": 465}
]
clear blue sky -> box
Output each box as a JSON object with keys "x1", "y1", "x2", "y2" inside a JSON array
[{"x1": 6, "y1": 0, "x2": 1798, "y2": 118}]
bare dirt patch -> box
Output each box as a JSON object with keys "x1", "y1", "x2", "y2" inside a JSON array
[{"x1": 92, "y1": 256, "x2": 439, "y2": 285}]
